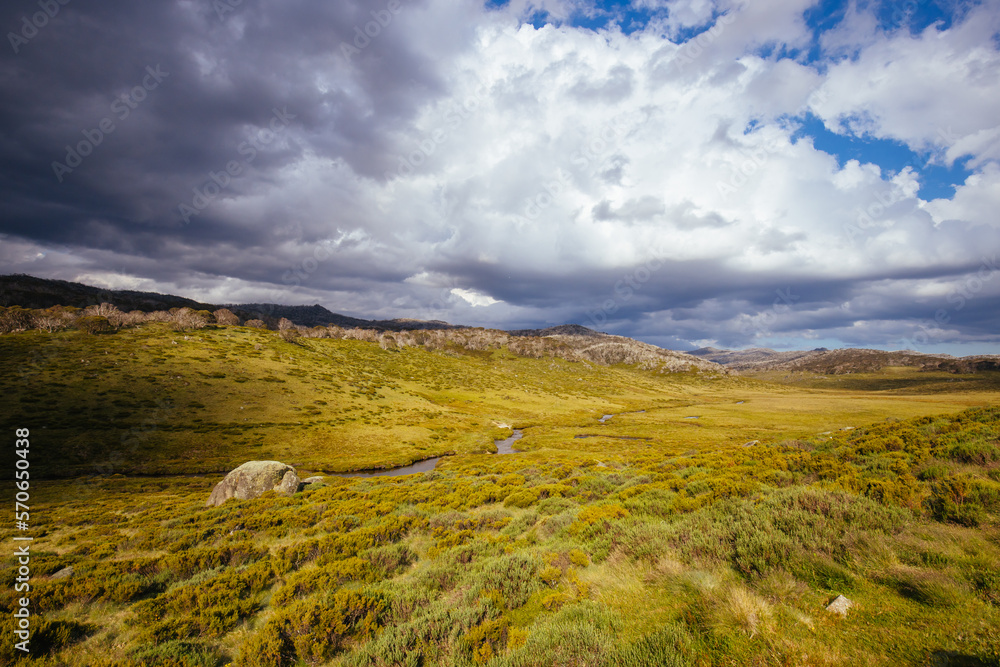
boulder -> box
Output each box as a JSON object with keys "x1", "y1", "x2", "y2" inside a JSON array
[
  {"x1": 206, "y1": 461, "x2": 300, "y2": 507},
  {"x1": 825, "y1": 595, "x2": 853, "y2": 617},
  {"x1": 50, "y1": 566, "x2": 74, "y2": 580}
]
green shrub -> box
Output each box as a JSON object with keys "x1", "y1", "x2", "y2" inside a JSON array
[
  {"x1": 490, "y1": 602, "x2": 618, "y2": 667},
  {"x1": 256, "y1": 588, "x2": 389, "y2": 665},
  {"x1": 505, "y1": 490, "x2": 540, "y2": 508},
  {"x1": 76, "y1": 315, "x2": 113, "y2": 334},
  {"x1": 130, "y1": 640, "x2": 223, "y2": 667},
  {"x1": 479, "y1": 553, "x2": 539, "y2": 609},
  {"x1": 611, "y1": 623, "x2": 695, "y2": 667},
  {"x1": 927, "y1": 475, "x2": 1000, "y2": 527},
  {"x1": 30, "y1": 618, "x2": 96, "y2": 655},
  {"x1": 948, "y1": 441, "x2": 1000, "y2": 465},
  {"x1": 237, "y1": 620, "x2": 294, "y2": 667}
]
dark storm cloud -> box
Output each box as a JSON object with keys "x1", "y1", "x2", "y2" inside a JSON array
[{"x1": 0, "y1": 0, "x2": 443, "y2": 258}]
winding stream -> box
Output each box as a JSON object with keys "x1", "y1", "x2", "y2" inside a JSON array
[
  {"x1": 328, "y1": 410, "x2": 657, "y2": 478},
  {"x1": 328, "y1": 456, "x2": 442, "y2": 478},
  {"x1": 330, "y1": 428, "x2": 526, "y2": 477},
  {"x1": 494, "y1": 429, "x2": 524, "y2": 454}
]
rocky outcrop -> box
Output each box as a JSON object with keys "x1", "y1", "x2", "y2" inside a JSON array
[{"x1": 206, "y1": 461, "x2": 300, "y2": 507}]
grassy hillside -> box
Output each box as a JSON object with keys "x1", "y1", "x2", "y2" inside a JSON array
[
  {"x1": 2, "y1": 324, "x2": 996, "y2": 478},
  {"x1": 2, "y1": 322, "x2": 999, "y2": 666}
]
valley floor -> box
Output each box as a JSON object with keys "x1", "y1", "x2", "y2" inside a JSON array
[{"x1": 2, "y1": 325, "x2": 999, "y2": 665}]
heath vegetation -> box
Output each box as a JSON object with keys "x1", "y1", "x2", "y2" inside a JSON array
[{"x1": 1, "y1": 317, "x2": 999, "y2": 665}]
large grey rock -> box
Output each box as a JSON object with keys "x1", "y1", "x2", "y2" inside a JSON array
[
  {"x1": 207, "y1": 461, "x2": 300, "y2": 507},
  {"x1": 826, "y1": 595, "x2": 853, "y2": 617}
]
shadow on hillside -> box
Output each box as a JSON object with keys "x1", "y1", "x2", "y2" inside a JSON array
[{"x1": 928, "y1": 650, "x2": 997, "y2": 667}]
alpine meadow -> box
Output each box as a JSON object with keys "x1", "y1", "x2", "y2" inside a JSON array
[
  {"x1": 1, "y1": 296, "x2": 999, "y2": 665},
  {"x1": 3, "y1": 0, "x2": 1000, "y2": 665}
]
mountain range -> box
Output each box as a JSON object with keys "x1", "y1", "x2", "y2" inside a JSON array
[{"x1": 3, "y1": 273, "x2": 999, "y2": 374}]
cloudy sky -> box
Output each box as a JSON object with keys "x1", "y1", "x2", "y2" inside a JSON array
[{"x1": 1, "y1": 0, "x2": 999, "y2": 354}]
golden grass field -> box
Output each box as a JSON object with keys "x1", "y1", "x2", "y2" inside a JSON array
[{"x1": 1, "y1": 323, "x2": 998, "y2": 666}]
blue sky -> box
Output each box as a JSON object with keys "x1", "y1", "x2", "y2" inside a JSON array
[{"x1": 496, "y1": 0, "x2": 982, "y2": 202}]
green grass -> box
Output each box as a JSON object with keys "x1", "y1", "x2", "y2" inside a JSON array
[{"x1": 2, "y1": 323, "x2": 1000, "y2": 665}]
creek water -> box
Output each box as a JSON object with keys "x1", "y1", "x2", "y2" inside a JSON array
[
  {"x1": 494, "y1": 429, "x2": 524, "y2": 454},
  {"x1": 328, "y1": 456, "x2": 441, "y2": 478},
  {"x1": 330, "y1": 428, "x2": 526, "y2": 477}
]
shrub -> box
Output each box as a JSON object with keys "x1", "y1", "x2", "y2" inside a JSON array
[
  {"x1": 537, "y1": 496, "x2": 577, "y2": 516},
  {"x1": 948, "y1": 441, "x2": 1000, "y2": 465},
  {"x1": 0, "y1": 306, "x2": 36, "y2": 332},
  {"x1": 927, "y1": 475, "x2": 1000, "y2": 527},
  {"x1": 459, "y1": 617, "x2": 510, "y2": 664},
  {"x1": 612, "y1": 624, "x2": 694, "y2": 667},
  {"x1": 491, "y1": 602, "x2": 618, "y2": 667},
  {"x1": 479, "y1": 553, "x2": 539, "y2": 609},
  {"x1": 30, "y1": 618, "x2": 96, "y2": 655},
  {"x1": 258, "y1": 588, "x2": 389, "y2": 665},
  {"x1": 237, "y1": 620, "x2": 294, "y2": 667},
  {"x1": 76, "y1": 315, "x2": 113, "y2": 335},
  {"x1": 505, "y1": 490, "x2": 540, "y2": 508},
  {"x1": 130, "y1": 640, "x2": 223, "y2": 667},
  {"x1": 279, "y1": 328, "x2": 301, "y2": 343},
  {"x1": 213, "y1": 309, "x2": 240, "y2": 325}
]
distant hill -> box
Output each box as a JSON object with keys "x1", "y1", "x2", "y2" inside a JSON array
[
  {"x1": 690, "y1": 346, "x2": 1000, "y2": 374},
  {"x1": 0, "y1": 274, "x2": 722, "y2": 372},
  {"x1": 508, "y1": 324, "x2": 606, "y2": 337},
  {"x1": 0, "y1": 274, "x2": 463, "y2": 331},
  {"x1": 0, "y1": 273, "x2": 215, "y2": 312},
  {"x1": 226, "y1": 302, "x2": 464, "y2": 331}
]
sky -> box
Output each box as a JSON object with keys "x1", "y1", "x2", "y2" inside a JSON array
[{"x1": 1, "y1": 0, "x2": 999, "y2": 355}]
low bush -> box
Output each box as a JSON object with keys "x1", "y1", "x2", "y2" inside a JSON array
[
  {"x1": 612, "y1": 624, "x2": 695, "y2": 667},
  {"x1": 130, "y1": 640, "x2": 224, "y2": 667}
]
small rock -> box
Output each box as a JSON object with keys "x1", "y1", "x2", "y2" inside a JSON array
[
  {"x1": 51, "y1": 566, "x2": 74, "y2": 580},
  {"x1": 298, "y1": 475, "x2": 327, "y2": 491},
  {"x1": 743, "y1": 440, "x2": 759, "y2": 448},
  {"x1": 826, "y1": 595, "x2": 853, "y2": 617}
]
